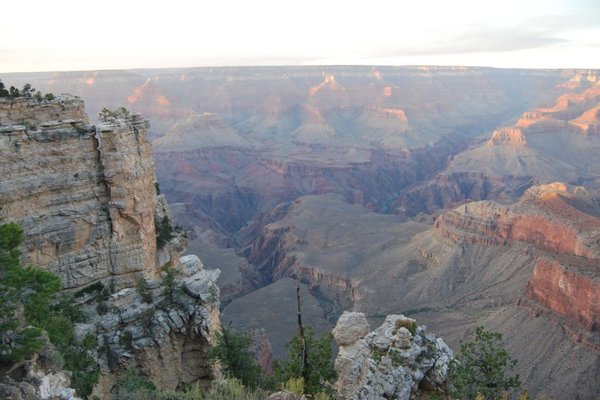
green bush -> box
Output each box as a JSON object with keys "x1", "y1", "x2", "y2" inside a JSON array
[
  {"x1": 156, "y1": 214, "x2": 175, "y2": 249},
  {"x1": 115, "y1": 366, "x2": 157, "y2": 400},
  {"x1": 274, "y1": 326, "x2": 336, "y2": 396},
  {"x1": 0, "y1": 214, "x2": 53, "y2": 365},
  {"x1": 449, "y1": 326, "x2": 521, "y2": 400},
  {"x1": 115, "y1": 374, "x2": 269, "y2": 400},
  {"x1": 161, "y1": 263, "x2": 179, "y2": 302},
  {"x1": 99, "y1": 106, "x2": 130, "y2": 122},
  {"x1": 281, "y1": 377, "x2": 304, "y2": 395},
  {"x1": 207, "y1": 325, "x2": 262, "y2": 388},
  {"x1": 136, "y1": 278, "x2": 153, "y2": 304},
  {"x1": 394, "y1": 319, "x2": 417, "y2": 336},
  {"x1": 0, "y1": 210, "x2": 99, "y2": 397},
  {"x1": 0, "y1": 80, "x2": 54, "y2": 100}
]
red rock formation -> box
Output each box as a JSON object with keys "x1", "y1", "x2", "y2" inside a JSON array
[
  {"x1": 526, "y1": 257, "x2": 600, "y2": 331},
  {"x1": 434, "y1": 184, "x2": 600, "y2": 259},
  {"x1": 435, "y1": 183, "x2": 600, "y2": 332},
  {"x1": 570, "y1": 105, "x2": 600, "y2": 134}
]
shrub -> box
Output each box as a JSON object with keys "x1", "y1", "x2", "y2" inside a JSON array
[
  {"x1": 207, "y1": 325, "x2": 262, "y2": 388},
  {"x1": 449, "y1": 326, "x2": 521, "y2": 400},
  {"x1": 274, "y1": 327, "x2": 336, "y2": 395},
  {"x1": 99, "y1": 106, "x2": 130, "y2": 122},
  {"x1": 0, "y1": 80, "x2": 54, "y2": 100},
  {"x1": 395, "y1": 319, "x2": 417, "y2": 336},
  {"x1": 161, "y1": 263, "x2": 179, "y2": 303},
  {"x1": 156, "y1": 214, "x2": 175, "y2": 249},
  {"x1": 136, "y1": 279, "x2": 153, "y2": 304},
  {"x1": 115, "y1": 365, "x2": 157, "y2": 400},
  {"x1": 281, "y1": 377, "x2": 305, "y2": 395},
  {"x1": 0, "y1": 210, "x2": 99, "y2": 397}
]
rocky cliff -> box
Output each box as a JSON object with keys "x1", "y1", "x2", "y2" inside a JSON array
[
  {"x1": 434, "y1": 183, "x2": 600, "y2": 334},
  {"x1": 333, "y1": 312, "x2": 452, "y2": 400},
  {"x1": 526, "y1": 256, "x2": 600, "y2": 333},
  {"x1": 0, "y1": 96, "x2": 168, "y2": 290},
  {"x1": 0, "y1": 97, "x2": 221, "y2": 398}
]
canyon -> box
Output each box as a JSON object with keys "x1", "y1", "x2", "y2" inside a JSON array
[{"x1": 3, "y1": 66, "x2": 600, "y2": 398}]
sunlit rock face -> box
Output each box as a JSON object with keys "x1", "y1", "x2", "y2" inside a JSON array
[{"x1": 0, "y1": 96, "x2": 160, "y2": 290}]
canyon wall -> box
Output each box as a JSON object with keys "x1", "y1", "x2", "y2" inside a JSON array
[
  {"x1": 434, "y1": 183, "x2": 600, "y2": 333},
  {"x1": 0, "y1": 97, "x2": 163, "y2": 290},
  {"x1": 0, "y1": 97, "x2": 220, "y2": 397},
  {"x1": 526, "y1": 257, "x2": 600, "y2": 332}
]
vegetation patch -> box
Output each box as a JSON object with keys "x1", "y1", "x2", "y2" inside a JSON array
[
  {"x1": 394, "y1": 319, "x2": 417, "y2": 336},
  {"x1": 0, "y1": 210, "x2": 99, "y2": 398}
]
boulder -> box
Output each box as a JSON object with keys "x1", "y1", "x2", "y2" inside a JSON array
[{"x1": 332, "y1": 311, "x2": 370, "y2": 345}]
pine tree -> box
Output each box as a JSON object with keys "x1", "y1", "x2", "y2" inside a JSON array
[{"x1": 449, "y1": 326, "x2": 521, "y2": 400}]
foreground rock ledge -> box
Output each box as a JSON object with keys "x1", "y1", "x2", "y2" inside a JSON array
[{"x1": 333, "y1": 311, "x2": 452, "y2": 400}]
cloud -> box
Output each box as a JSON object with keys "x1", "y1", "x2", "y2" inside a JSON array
[
  {"x1": 365, "y1": 27, "x2": 565, "y2": 58},
  {"x1": 360, "y1": 14, "x2": 600, "y2": 58}
]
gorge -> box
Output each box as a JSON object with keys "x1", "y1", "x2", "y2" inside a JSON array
[{"x1": 2, "y1": 66, "x2": 600, "y2": 398}]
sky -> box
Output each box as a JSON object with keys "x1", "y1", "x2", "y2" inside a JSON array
[{"x1": 1, "y1": 0, "x2": 599, "y2": 73}]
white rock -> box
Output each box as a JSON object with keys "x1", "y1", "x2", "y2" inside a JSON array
[
  {"x1": 333, "y1": 311, "x2": 370, "y2": 345},
  {"x1": 334, "y1": 313, "x2": 453, "y2": 400},
  {"x1": 180, "y1": 254, "x2": 204, "y2": 276}
]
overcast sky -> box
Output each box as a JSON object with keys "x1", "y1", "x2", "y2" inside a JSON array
[{"x1": 1, "y1": 0, "x2": 599, "y2": 73}]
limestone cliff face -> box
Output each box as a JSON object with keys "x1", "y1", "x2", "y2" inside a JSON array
[
  {"x1": 0, "y1": 96, "x2": 160, "y2": 290},
  {"x1": 0, "y1": 96, "x2": 88, "y2": 126},
  {"x1": 91, "y1": 255, "x2": 221, "y2": 397},
  {"x1": 0, "y1": 97, "x2": 221, "y2": 397}
]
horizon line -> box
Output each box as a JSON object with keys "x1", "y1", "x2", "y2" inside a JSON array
[{"x1": 2, "y1": 64, "x2": 600, "y2": 75}]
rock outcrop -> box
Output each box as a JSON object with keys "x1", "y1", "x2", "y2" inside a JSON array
[
  {"x1": 435, "y1": 183, "x2": 600, "y2": 333},
  {"x1": 0, "y1": 340, "x2": 81, "y2": 400},
  {"x1": 333, "y1": 312, "x2": 452, "y2": 400},
  {"x1": 92, "y1": 254, "x2": 221, "y2": 397},
  {"x1": 0, "y1": 96, "x2": 163, "y2": 290},
  {"x1": 0, "y1": 97, "x2": 222, "y2": 398},
  {"x1": 487, "y1": 127, "x2": 527, "y2": 146}
]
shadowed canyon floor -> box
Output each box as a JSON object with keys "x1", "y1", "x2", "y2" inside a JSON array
[{"x1": 5, "y1": 66, "x2": 600, "y2": 398}]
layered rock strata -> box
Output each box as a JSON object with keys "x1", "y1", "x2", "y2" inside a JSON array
[
  {"x1": 526, "y1": 256, "x2": 600, "y2": 332},
  {"x1": 434, "y1": 183, "x2": 600, "y2": 333},
  {"x1": 333, "y1": 312, "x2": 452, "y2": 400},
  {"x1": 91, "y1": 255, "x2": 221, "y2": 397},
  {"x1": 434, "y1": 183, "x2": 600, "y2": 259},
  {"x1": 0, "y1": 97, "x2": 222, "y2": 397},
  {"x1": 0, "y1": 96, "x2": 161, "y2": 290}
]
